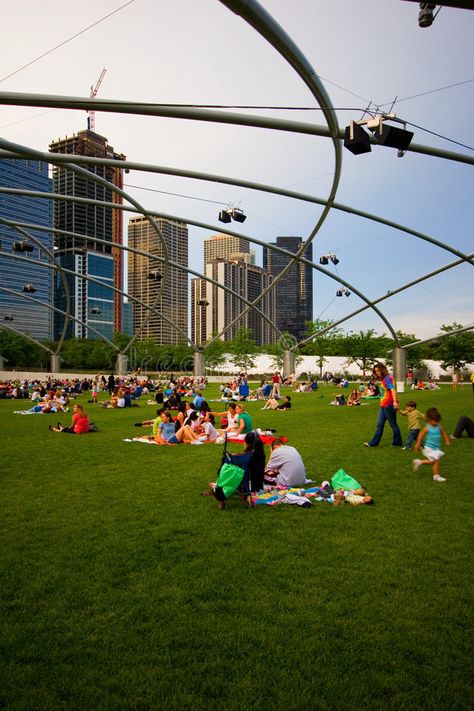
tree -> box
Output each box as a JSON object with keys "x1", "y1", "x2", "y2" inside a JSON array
[
  {"x1": 302, "y1": 319, "x2": 344, "y2": 376},
  {"x1": 203, "y1": 335, "x2": 227, "y2": 371},
  {"x1": 0, "y1": 330, "x2": 48, "y2": 369},
  {"x1": 431, "y1": 323, "x2": 474, "y2": 371},
  {"x1": 341, "y1": 329, "x2": 391, "y2": 381},
  {"x1": 229, "y1": 328, "x2": 257, "y2": 372}
]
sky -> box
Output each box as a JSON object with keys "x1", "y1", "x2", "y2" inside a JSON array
[{"x1": 0, "y1": 0, "x2": 472, "y2": 341}]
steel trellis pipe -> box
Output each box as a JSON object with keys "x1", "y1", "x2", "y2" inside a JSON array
[
  {"x1": 0, "y1": 137, "x2": 170, "y2": 359},
  {"x1": 2, "y1": 250, "x2": 193, "y2": 348},
  {"x1": 297, "y1": 253, "x2": 474, "y2": 346},
  {"x1": 5, "y1": 189, "x2": 471, "y2": 345},
  {"x1": 209, "y1": 0, "x2": 343, "y2": 347},
  {"x1": 403, "y1": 323, "x2": 474, "y2": 349},
  {"x1": 2, "y1": 214, "x2": 283, "y2": 345},
  {"x1": 0, "y1": 284, "x2": 119, "y2": 350},
  {"x1": 0, "y1": 92, "x2": 472, "y2": 165},
  {"x1": 0, "y1": 151, "x2": 468, "y2": 265},
  {"x1": 0, "y1": 191, "x2": 404, "y2": 342},
  {"x1": 0, "y1": 217, "x2": 71, "y2": 355},
  {"x1": 0, "y1": 321, "x2": 53, "y2": 355}
]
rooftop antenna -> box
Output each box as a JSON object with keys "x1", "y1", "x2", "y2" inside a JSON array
[{"x1": 87, "y1": 68, "x2": 107, "y2": 131}]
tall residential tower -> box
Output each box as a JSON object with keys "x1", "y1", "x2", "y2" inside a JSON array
[
  {"x1": 49, "y1": 130, "x2": 125, "y2": 340},
  {"x1": 128, "y1": 216, "x2": 188, "y2": 344}
]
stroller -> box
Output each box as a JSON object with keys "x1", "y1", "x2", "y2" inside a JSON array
[{"x1": 213, "y1": 431, "x2": 263, "y2": 509}]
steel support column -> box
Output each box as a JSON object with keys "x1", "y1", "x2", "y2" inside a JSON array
[
  {"x1": 50, "y1": 354, "x2": 61, "y2": 374},
  {"x1": 283, "y1": 350, "x2": 296, "y2": 380},
  {"x1": 393, "y1": 348, "x2": 407, "y2": 393},
  {"x1": 193, "y1": 350, "x2": 206, "y2": 377},
  {"x1": 116, "y1": 353, "x2": 128, "y2": 376}
]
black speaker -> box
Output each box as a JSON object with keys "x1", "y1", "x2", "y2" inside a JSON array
[
  {"x1": 344, "y1": 123, "x2": 371, "y2": 155},
  {"x1": 231, "y1": 209, "x2": 246, "y2": 223},
  {"x1": 218, "y1": 210, "x2": 231, "y2": 223},
  {"x1": 375, "y1": 124, "x2": 414, "y2": 150}
]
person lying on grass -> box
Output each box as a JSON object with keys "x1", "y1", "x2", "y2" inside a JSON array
[{"x1": 49, "y1": 403, "x2": 89, "y2": 434}]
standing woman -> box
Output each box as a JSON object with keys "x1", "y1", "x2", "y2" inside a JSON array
[{"x1": 364, "y1": 363, "x2": 402, "y2": 448}]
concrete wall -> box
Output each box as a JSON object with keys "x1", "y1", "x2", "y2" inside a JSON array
[{"x1": 1, "y1": 358, "x2": 472, "y2": 383}]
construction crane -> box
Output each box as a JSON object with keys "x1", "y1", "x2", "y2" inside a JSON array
[{"x1": 87, "y1": 68, "x2": 107, "y2": 131}]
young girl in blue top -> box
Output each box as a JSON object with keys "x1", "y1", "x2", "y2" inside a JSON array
[{"x1": 412, "y1": 407, "x2": 450, "y2": 482}]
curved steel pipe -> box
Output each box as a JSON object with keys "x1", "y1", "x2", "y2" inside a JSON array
[
  {"x1": 211, "y1": 0, "x2": 342, "y2": 346},
  {"x1": 0, "y1": 137, "x2": 171, "y2": 359},
  {"x1": 0, "y1": 92, "x2": 472, "y2": 164},
  {"x1": 2, "y1": 250, "x2": 193, "y2": 349},
  {"x1": 0, "y1": 321, "x2": 53, "y2": 355},
  {"x1": 0, "y1": 151, "x2": 469, "y2": 265},
  {"x1": 0, "y1": 285, "x2": 119, "y2": 350},
  {"x1": 3, "y1": 216, "x2": 282, "y2": 345},
  {"x1": 403, "y1": 323, "x2": 474, "y2": 349},
  {"x1": 297, "y1": 253, "x2": 474, "y2": 346},
  {"x1": 0, "y1": 217, "x2": 72, "y2": 355}
]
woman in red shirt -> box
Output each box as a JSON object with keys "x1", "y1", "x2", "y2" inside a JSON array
[{"x1": 49, "y1": 403, "x2": 90, "y2": 434}]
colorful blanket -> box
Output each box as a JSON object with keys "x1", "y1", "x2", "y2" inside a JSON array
[{"x1": 226, "y1": 434, "x2": 288, "y2": 445}]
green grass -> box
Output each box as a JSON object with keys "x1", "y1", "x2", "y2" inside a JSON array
[{"x1": 0, "y1": 384, "x2": 473, "y2": 710}]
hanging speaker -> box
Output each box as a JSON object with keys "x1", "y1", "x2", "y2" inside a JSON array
[
  {"x1": 344, "y1": 123, "x2": 371, "y2": 155},
  {"x1": 375, "y1": 124, "x2": 414, "y2": 150}
]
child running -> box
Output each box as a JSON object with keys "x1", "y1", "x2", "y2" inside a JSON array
[
  {"x1": 412, "y1": 407, "x2": 450, "y2": 482},
  {"x1": 398, "y1": 400, "x2": 424, "y2": 450}
]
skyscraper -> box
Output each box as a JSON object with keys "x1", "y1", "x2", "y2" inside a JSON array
[
  {"x1": 203, "y1": 233, "x2": 254, "y2": 265},
  {"x1": 191, "y1": 259, "x2": 276, "y2": 346},
  {"x1": 128, "y1": 216, "x2": 188, "y2": 344},
  {"x1": 0, "y1": 158, "x2": 53, "y2": 340},
  {"x1": 263, "y1": 236, "x2": 313, "y2": 342},
  {"x1": 49, "y1": 130, "x2": 125, "y2": 340}
]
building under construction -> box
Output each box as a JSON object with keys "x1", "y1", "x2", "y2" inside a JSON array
[{"x1": 49, "y1": 129, "x2": 126, "y2": 340}]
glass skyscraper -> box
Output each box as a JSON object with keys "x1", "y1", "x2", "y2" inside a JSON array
[
  {"x1": 263, "y1": 236, "x2": 313, "y2": 342},
  {"x1": 0, "y1": 158, "x2": 53, "y2": 340}
]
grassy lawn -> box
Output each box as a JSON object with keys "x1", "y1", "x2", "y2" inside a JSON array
[{"x1": 0, "y1": 383, "x2": 472, "y2": 710}]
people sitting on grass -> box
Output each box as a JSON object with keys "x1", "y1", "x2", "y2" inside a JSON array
[
  {"x1": 49, "y1": 403, "x2": 90, "y2": 434},
  {"x1": 264, "y1": 439, "x2": 306, "y2": 487},
  {"x1": 210, "y1": 402, "x2": 238, "y2": 433},
  {"x1": 261, "y1": 395, "x2": 292, "y2": 411},
  {"x1": 153, "y1": 410, "x2": 218, "y2": 445},
  {"x1": 234, "y1": 404, "x2": 253, "y2": 438},
  {"x1": 346, "y1": 389, "x2": 361, "y2": 406},
  {"x1": 330, "y1": 393, "x2": 346, "y2": 406}
]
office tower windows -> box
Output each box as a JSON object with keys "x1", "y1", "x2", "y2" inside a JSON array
[
  {"x1": 128, "y1": 217, "x2": 188, "y2": 344},
  {"x1": 263, "y1": 237, "x2": 313, "y2": 341},
  {"x1": 0, "y1": 158, "x2": 53, "y2": 340},
  {"x1": 49, "y1": 130, "x2": 125, "y2": 340}
]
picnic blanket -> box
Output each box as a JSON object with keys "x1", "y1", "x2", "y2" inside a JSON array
[
  {"x1": 123, "y1": 436, "x2": 212, "y2": 445},
  {"x1": 226, "y1": 434, "x2": 288, "y2": 445}
]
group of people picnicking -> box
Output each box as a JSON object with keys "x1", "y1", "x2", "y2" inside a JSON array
[{"x1": 3, "y1": 364, "x2": 473, "y2": 496}]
